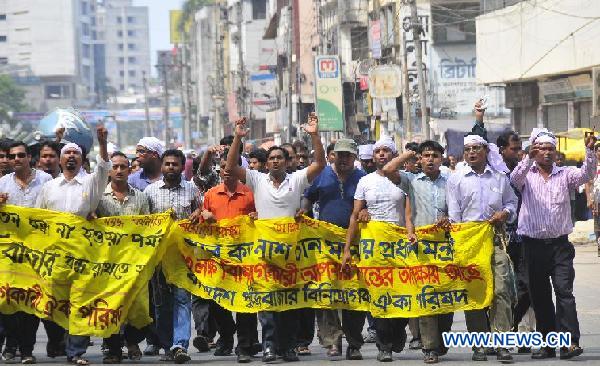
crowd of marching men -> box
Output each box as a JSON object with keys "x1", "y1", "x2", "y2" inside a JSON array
[{"x1": 0, "y1": 101, "x2": 597, "y2": 364}]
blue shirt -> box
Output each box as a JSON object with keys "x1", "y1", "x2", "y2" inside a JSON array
[
  {"x1": 405, "y1": 172, "x2": 448, "y2": 227},
  {"x1": 304, "y1": 166, "x2": 366, "y2": 228},
  {"x1": 128, "y1": 169, "x2": 162, "y2": 192},
  {"x1": 447, "y1": 164, "x2": 518, "y2": 224}
]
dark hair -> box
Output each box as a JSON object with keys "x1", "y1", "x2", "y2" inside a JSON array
[
  {"x1": 326, "y1": 142, "x2": 336, "y2": 155},
  {"x1": 556, "y1": 151, "x2": 566, "y2": 159},
  {"x1": 161, "y1": 149, "x2": 186, "y2": 165},
  {"x1": 221, "y1": 148, "x2": 242, "y2": 166},
  {"x1": 496, "y1": 131, "x2": 520, "y2": 149},
  {"x1": 220, "y1": 135, "x2": 234, "y2": 146},
  {"x1": 267, "y1": 146, "x2": 290, "y2": 161},
  {"x1": 110, "y1": 151, "x2": 130, "y2": 165},
  {"x1": 292, "y1": 140, "x2": 307, "y2": 153},
  {"x1": 405, "y1": 142, "x2": 420, "y2": 152},
  {"x1": 280, "y1": 143, "x2": 296, "y2": 155},
  {"x1": 9, "y1": 141, "x2": 30, "y2": 155},
  {"x1": 39, "y1": 141, "x2": 60, "y2": 156},
  {"x1": 0, "y1": 138, "x2": 13, "y2": 153},
  {"x1": 248, "y1": 148, "x2": 267, "y2": 163},
  {"x1": 418, "y1": 140, "x2": 444, "y2": 155}
]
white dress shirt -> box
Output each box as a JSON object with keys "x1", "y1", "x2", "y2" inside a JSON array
[
  {"x1": 36, "y1": 155, "x2": 111, "y2": 217},
  {"x1": 0, "y1": 169, "x2": 53, "y2": 208}
]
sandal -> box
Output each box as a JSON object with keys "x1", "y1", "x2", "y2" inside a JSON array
[
  {"x1": 127, "y1": 344, "x2": 142, "y2": 361},
  {"x1": 296, "y1": 346, "x2": 311, "y2": 355},
  {"x1": 424, "y1": 351, "x2": 439, "y2": 364},
  {"x1": 68, "y1": 356, "x2": 91, "y2": 365}
]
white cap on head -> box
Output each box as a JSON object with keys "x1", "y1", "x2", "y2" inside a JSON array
[
  {"x1": 529, "y1": 128, "x2": 557, "y2": 146},
  {"x1": 373, "y1": 138, "x2": 397, "y2": 154},
  {"x1": 60, "y1": 142, "x2": 82, "y2": 156},
  {"x1": 464, "y1": 134, "x2": 488, "y2": 146},
  {"x1": 137, "y1": 137, "x2": 165, "y2": 156},
  {"x1": 358, "y1": 144, "x2": 374, "y2": 160}
]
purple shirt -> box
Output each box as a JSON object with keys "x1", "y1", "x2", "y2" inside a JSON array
[{"x1": 511, "y1": 149, "x2": 596, "y2": 239}]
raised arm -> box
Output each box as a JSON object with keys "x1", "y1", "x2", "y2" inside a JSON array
[
  {"x1": 200, "y1": 145, "x2": 224, "y2": 175},
  {"x1": 567, "y1": 136, "x2": 597, "y2": 189},
  {"x1": 225, "y1": 118, "x2": 249, "y2": 182},
  {"x1": 382, "y1": 151, "x2": 417, "y2": 184},
  {"x1": 510, "y1": 146, "x2": 537, "y2": 191},
  {"x1": 304, "y1": 113, "x2": 326, "y2": 183}
]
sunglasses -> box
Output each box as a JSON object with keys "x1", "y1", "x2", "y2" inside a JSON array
[
  {"x1": 8, "y1": 153, "x2": 27, "y2": 159},
  {"x1": 464, "y1": 145, "x2": 484, "y2": 153}
]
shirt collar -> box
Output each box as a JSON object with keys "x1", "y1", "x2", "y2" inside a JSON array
[
  {"x1": 216, "y1": 182, "x2": 246, "y2": 195},
  {"x1": 58, "y1": 172, "x2": 84, "y2": 185},
  {"x1": 463, "y1": 164, "x2": 493, "y2": 176},
  {"x1": 532, "y1": 163, "x2": 564, "y2": 176},
  {"x1": 158, "y1": 179, "x2": 185, "y2": 189},
  {"x1": 104, "y1": 183, "x2": 136, "y2": 195},
  {"x1": 416, "y1": 171, "x2": 446, "y2": 182}
]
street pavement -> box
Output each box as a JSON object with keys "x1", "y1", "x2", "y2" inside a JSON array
[{"x1": 24, "y1": 243, "x2": 600, "y2": 365}]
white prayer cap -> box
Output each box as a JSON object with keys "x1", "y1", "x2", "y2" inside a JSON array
[
  {"x1": 137, "y1": 137, "x2": 165, "y2": 156},
  {"x1": 107, "y1": 142, "x2": 118, "y2": 155},
  {"x1": 529, "y1": 128, "x2": 557, "y2": 146},
  {"x1": 464, "y1": 134, "x2": 488, "y2": 146},
  {"x1": 60, "y1": 142, "x2": 82, "y2": 156},
  {"x1": 373, "y1": 138, "x2": 397, "y2": 154},
  {"x1": 358, "y1": 144, "x2": 374, "y2": 160}
]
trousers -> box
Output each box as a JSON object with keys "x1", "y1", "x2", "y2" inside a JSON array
[
  {"x1": 419, "y1": 313, "x2": 454, "y2": 352},
  {"x1": 522, "y1": 235, "x2": 580, "y2": 344}
]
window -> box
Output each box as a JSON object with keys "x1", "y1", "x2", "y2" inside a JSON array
[
  {"x1": 128, "y1": 43, "x2": 135, "y2": 50},
  {"x1": 253, "y1": 0, "x2": 267, "y2": 20},
  {"x1": 127, "y1": 16, "x2": 135, "y2": 24},
  {"x1": 128, "y1": 56, "x2": 136, "y2": 64},
  {"x1": 0, "y1": 14, "x2": 6, "y2": 21},
  {"x1": 82, "y1": 23, "x2": 90, "y2": 36},
  {"x1": 119, "y1": 57, "x2": 124, "y2": 64},
  {"x1": 130, "y1": 83, "x2": 137, "y2": 89},
  {"x1": 0, "y1": 36, "x2": 7, "y2": 42},
  {"x1": 82, "y1": 44, "x2": 90, "y2": 58},
  {"x1": 81, "y1": 1, "x2": 88, "y2": 15},
  {"x1": 119, "y1": 70, "x2": 125, "y2": 77},
  {"x1": 120, "y1": 84, "x2": 124, "y2": 91},
  {"x1": 117, "y1": 30, "x2": 123, "y2": 37},
  {"x1": 128, "y1": 70, "x2": 136, "y2": 77},
  {"x1": 46, "y1": 85, "x2": 70, "y2": 99},
  {"x1": 117, "y1": 16, "x2": 122, "y2": 24},
  {"x1": 118, "y1": 44, "x2": 124, "y2": 51},
  {"x1": 0, "y1": 57, "x2": 8, "y2": 64},
  {"x1": 127, "y1": 30, "x2": 135, "y2": 37}
]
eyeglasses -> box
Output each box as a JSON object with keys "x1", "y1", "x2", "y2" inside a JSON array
[
  {"x1": 8, "y1": 153, "x2": 27, "y2": 159},
  {"x1": 464, "y1": 145, "x2": 484, "y2": 153},
  {"x1": 136, "y1": 148, "x2": 149, "y2": 155}
]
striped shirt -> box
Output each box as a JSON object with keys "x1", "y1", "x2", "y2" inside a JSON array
[
  {"x1": 511, "y1": 149, "x2": 596, "y2": 239},
  {"x1": 96, "y1": 183, "x2": 150, "y2": 217},
  {"x1": 144, "y1": 179, "x2": 200, "y2": 220},
  {"x1": 447, "y1": 164, "x2": 517, "y2": 224},
  {"x1": 0, "y1": 169, "x2": 53, "y2": 208}
]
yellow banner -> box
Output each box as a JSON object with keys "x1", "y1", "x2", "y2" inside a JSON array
[
  {"x1": 163, "y1": 216, "x2": 494, "y2": 317},
  {"x1": 0, "y1": 205, "x2": 171, "y2": 337}
]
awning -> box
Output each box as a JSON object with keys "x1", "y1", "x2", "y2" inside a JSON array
[{"x1": 263, "y1": 12, "x2": 279, "y2": 40}]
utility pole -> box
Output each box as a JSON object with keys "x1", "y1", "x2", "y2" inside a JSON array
[
  {"x1": 409, "y1": 0, "x2": 430, "y2": 139},
  {"x1": 212, "y1": 2, "x2": 225, "y2": 144},
  {"x1": 180, "y1": 34, "x2": 192, "y2": 148},
  {"x1": 401, "y1": 36, "x2": 412, "y2": 142},
  {"x1": 158, "y1": 54, "x2": 170, "y2": 145},
  {"x1": 236, "y1": 1, "x2": 247, "y2": 130},
  {"x1": 286, "y1": 0, "x2": 294, "y2": 143},
  {"x1": 142, "y1": 71, "x2": 152, "y2": 136}
]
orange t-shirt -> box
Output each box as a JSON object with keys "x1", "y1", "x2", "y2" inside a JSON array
[{"x1": 202, "y1": 182, "x2": 256, "y2": 220}]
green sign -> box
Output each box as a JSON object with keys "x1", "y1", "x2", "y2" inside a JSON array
[{"x1": 315, "y1": 56, "x2": 344, "y2": 131}]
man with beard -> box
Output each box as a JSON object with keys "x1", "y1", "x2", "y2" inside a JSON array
[
  {"x1": 198, "y1": 151, "x2": 258, "y2": 363},
  {"x1": 225, "y1": 114, "x2": 326, "y2": 362},
  {"x1": 358, "y1": 144, "x2": 375, "y2": 173},
  {"x1": 128, "y1": 137, "x2": 164, "y2": 192},
  {"x1": 446, "y1": 133, "x2": 518, "y2": 363},
  {"x1": 96, "y1": 152, "x2": 149, "y2": 364},
  {"x1": 36, "y1": 126, "x2": 111, "y2": 366},
  {"x1": 37, "y1": 141, "x2": 62, "y2": 178},
  {"x1": 281, "y1": 143, "x2": 299, "y2": 173},
  {"x1": 127, "y1": 137, "x2": 164, "y2": 355},
  {"x1": 341, "y1": 137, "x2": 416, "y2": 362},
  {"x1": 511, "y1": 129, "x2": 596, "y2": 360},
  {"x1": 382, "y1": 140, "x2": 453, "y2": 364},
  {"x1": 0, "y1": 141, "x2": 53, "y2": 364},
  {"x1": 0, "y1": 139, "x2": 13, "y2": 177},
  {"x1": 144, "y1": 149, "x2": 202, "y2": 364},
  {"x1": 302, "y1": 139, "x2": 367, "y2": 360}
]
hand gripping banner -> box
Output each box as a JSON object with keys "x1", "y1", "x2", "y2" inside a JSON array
[
  {"x1": 163, "y1": 216, "x2": 494, "y2": 317},
  {"x1": 0, "y1": 205, "x2": 171, "y2": 337}
]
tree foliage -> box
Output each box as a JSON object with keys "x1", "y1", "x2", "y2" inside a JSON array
[
  {"x1": 0, "y1": 75, "x2": 26, "y2": 114},
  {"x1": 179, "y1": 0, "x2": 214, "y2": 33}
]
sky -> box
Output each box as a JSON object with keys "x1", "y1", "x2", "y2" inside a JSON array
[{"x1": 133, "y1": 0, "x2": 184, "y2": 72}]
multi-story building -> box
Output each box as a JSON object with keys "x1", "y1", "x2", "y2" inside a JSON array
[
  {"x1": 98, "y1": 0, "x2": 151, "y2": 96},
  {"x1": 0, "y1": 0, "x2": 98, "y2": 111}
]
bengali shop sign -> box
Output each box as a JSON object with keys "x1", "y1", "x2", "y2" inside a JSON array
[{"x1": 315, "y1": 55, "x2": 344, "y2": 131}]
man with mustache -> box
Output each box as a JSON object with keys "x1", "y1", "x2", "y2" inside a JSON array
[
  {"x1": 95, "y1": 151, "x2": 150, "y2": 364},
  {"x1": 35, "y1": 126, "x2": 111, "y2": 366},
  {"x1": 36, "y1": 141, "x2": 62, "y2": 178},
  {"x1": 510, "y1": 128, "x2": 596, "y2": 360},
  {"x1": 0, "y1": 141, "x2": 53, "y2": 364},
  {"x1": 0, "y1": 139, "x2": 13, "y2": 177}
]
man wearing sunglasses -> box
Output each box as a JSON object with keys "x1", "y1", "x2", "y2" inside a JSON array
[
  {"x1": 0, "y1": 141, "x2": 53, "y2": 364},
  {"x1": 0, "y1": 139, "x2": 13, "y2": 177}
]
